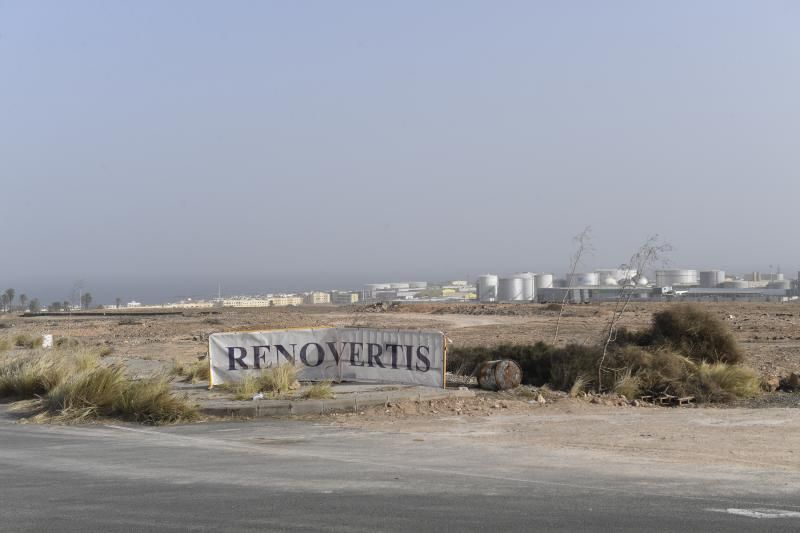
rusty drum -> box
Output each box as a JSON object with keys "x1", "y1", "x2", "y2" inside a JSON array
[{"x1": 477, "y1": 359, "x2": 522, "y2": 391}]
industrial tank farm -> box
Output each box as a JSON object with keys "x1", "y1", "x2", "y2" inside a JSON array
[{"x1": 655, "y1": 269, "x2": 699, "y2": 287}]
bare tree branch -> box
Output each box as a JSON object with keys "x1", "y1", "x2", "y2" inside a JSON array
[{"x1": 553, "y1": 226, "x2": 593, "y2": 344}]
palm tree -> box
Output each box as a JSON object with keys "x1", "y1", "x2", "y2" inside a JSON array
[
  {"x1": 19, "y1": 294, "x2": 27, "y2": 311},
  {"x1": 3, "y1": 289, "x2": 15, "y2": 311}
]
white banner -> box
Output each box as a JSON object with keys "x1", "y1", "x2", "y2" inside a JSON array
[{"x1": 208, "y1": 327, "x2": 445, "y2": 388}]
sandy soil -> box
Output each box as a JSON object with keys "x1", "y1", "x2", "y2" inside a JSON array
[
  {"x1": 3, "y1": 302, "x2": 800, "y2": 470},
  {"x1": 328, "y1": 395, "x2": 800, "y2": 472},
  {"x1": 3, "y1": 301, "x2": 797, "y2": 379}
]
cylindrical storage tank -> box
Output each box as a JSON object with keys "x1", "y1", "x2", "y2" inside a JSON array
[
  {"x1": 636, "y1": 276, "x2": 649, "y2": 286},
  {"x1": 655, "y1": 269, "x2": 698, "y2": 287},
  {"x1": 388, "y1": 282, "x2": 410, "y2": 289},
  {"x1": 601, "y1": 276, "x2": 618, "y2": 287},
  {"x1": 721, "y1": 280, "x2": 750, "y2": 289},
  {"x1": 534, "y1": 273, "x2": 554, "y2": 290},
  {"x1": 595, "y1": 269, "x2": 622, "y2": 283},
  {"x1": 498, "y1": 277, "x2": 525, "y2": 302},
  {"x1": 477, "y1": 360, "x2": 522, "y2": 391},
  {"x1": 767, "y1": 280, "x2": 791, "y2": 290},
  {"x1": 567, "y1": 272, "x2": 598, "y2": 287},
  {"x1": 775, "y1": 273, "x2": 785, "y2": 281},
  {"x1": 477, "y1": 274, "x2": 499, "y2": 303},
  {"x1": 514, "y1": 272, "x2": 535, "y2": 300},
  {"x1": 699, "y1": 270, "x2": 726, "y2": 288},
  {"x1": 408, "y1": 281, "x2": 427, "y2": 289}
]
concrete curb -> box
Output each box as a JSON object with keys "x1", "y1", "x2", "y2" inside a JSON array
[{"x1": 199, "y1": 388, "x2": 474, "y2": 418}]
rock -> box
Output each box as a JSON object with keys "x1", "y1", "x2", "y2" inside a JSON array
[
  {"x1": 289, "y1": 380, "x2": 301, "y2": 391},
  {"x1": 632, "y1": 400, "x2": 641, "y2": 407},
  {"x1": 536, "y1": 394, "x2": 546, "y2": 405}
]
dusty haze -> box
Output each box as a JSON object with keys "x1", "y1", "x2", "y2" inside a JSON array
[{"x1": 2, "y1": 1, "x2": 799, "y2": 303}]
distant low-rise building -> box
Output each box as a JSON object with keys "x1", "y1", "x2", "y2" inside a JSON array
[
  {"x1": 304, "y1": 292, "x2": 331, "y2": 305},
  {"x1": 331, "y1": 291, "x2": 359, "y2": 305}
]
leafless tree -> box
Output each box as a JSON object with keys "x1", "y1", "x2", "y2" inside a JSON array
[
  {"x1": 596, "y1": 234, "x2": 672, "y2": 390},
  {"x1": 553, "y1": 226, "x2": 593, "y2": 344}
]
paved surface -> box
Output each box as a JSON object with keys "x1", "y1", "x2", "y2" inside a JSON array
[{"x1": 1, "y1": 408, "x2": 799, "y2": 532}]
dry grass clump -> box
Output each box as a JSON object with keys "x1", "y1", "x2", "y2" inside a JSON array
[
  {"x1": 302, "y1": 381, "x2": 333, "y2": 400},
  {"x1": 171, "y1": 358, "x2": 210, "y2": 383},
  {"x1": 45, "y1": 366, "x2": 196, "y2": 424},
  {"x1": 569, "y1": 376, "x2": 587, "y2": 398},
  {"x1": 0, "y1": 346, "x2": 195, "y2": 424},
  {"x1": 0, "y1": 354, "x2": 68, "y2": 398},
  {"x1": 226, "y1": 365, "x2": 299, "y2": 400},
  {"x1": 613, "y1": 371, "x2": 641, "y2": 399},
  {"x1": 690, "y1": 362, "x2": 760, "y2": 403},
  {"x1": 258, "y1": 365, "x2": 297, "y2": 395},
  {"x1": 14, "y1": 333, "x2": 43, "y2": 349}
]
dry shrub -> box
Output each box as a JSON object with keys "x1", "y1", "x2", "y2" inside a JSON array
[
  {"x1": 45, "y1": 366, "x2": 127, "y2": 420},
  {"x1": 45, "y1": 366, "x2": 195, "y2": 424},
  {"x1": 172, "y1": 358, "x2": 210, "y2": 383},
  {"x1": 55, "y1": 337, "x2": 82, "y2": 349},
  {"x1": 0, "y1": 337, "x2": 11, "y2": 353},
  {"x1": 689, "y1": 362, "x2": 760, "y2": 403},
  {"x1": 0, "y1": 354, "x2": 68, "y2": 398},
  {"x1": 0, "y1": 346, "x2": 194, "y2": 424},
  {"x1": 228, "y1": 374, "x2": 262, "y2": 400},
  {"x1": 648, "y1": 304, "x2": 744, "y2": 364},
  {"x1": 302, "y1": 381, "x2": 333, "y2": 400},
  {"x1": 258, "y1": 365, "x2": 297, "y2": 395},
  {"x1": 113, "y1": 377, "x2": 196, "y2": 424},
  {"x1": 569, "y1": 376, "x2": 587, "y2": 398},
  {"x1": 226, "y1": 365, "x2": 299, "y2": 399},
  {"x1": 14, "y1": 333, "x2": 43, "y2": 349},
  {"x1": 613, "y1": 370, "x2": 641, "y2": 399}
]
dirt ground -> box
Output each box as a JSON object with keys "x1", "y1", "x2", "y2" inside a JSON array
[
  {"x1": 2, "y1": 301, "x2": 798, "y2": 379},
  {"x1": 3, "y1": 302, "x2": 800, "y2": 471}
]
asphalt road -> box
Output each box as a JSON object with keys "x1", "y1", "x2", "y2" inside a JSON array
[{"x1": 1, "y1": 409, "x2": 798, "y2": 532}]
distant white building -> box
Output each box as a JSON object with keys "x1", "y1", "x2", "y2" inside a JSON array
[{"x1": 304, "y1": 292, "x2": 331, "y2": 305}]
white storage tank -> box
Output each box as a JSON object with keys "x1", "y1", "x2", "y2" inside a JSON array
[
  {"x1": 534, "y1": 273, "x2": 554, "y2": 290},
  {"x1": 699, "y1": 270, "x2": 726, "y2": 288},
  {"x1": 477, "y1": 274, "x2": 499, "y2": 303},
  {"x1": 567, "y1": 272, "x2": 599, "y2": 287},
  {"x1": 498, "y1": 277, "x2": 525, "y2": 302},
  {"x1": 655, "y1": 269, "x2": 698, "y2": 287},
  {"x1": 514, "y1": 272, "x2": 535, "y2": 300},
  {"x1": 721, "y1": 280, "x2": 750, "y2": 289},
  {"x1": 595, "y1": 269, "x2": 622, "y2": 283}
]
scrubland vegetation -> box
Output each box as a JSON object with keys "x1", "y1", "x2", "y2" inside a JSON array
[
  {"x1": 224, "y1": 365, "x2": 298, "y2": 400},
  {"x1": 0, "y1": 340, "x2": 195, "y2": 424},
  {"x1": 448, "y1": 304, "x2": 760, "y2": 402}
]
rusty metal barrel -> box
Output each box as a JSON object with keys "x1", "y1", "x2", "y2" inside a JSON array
[{"x1": 477, "y1": 359, "x2": 522, "y2": 391}]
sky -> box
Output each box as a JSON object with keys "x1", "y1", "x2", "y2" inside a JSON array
[{"x1": 1, "y1": 1, "x2": 799, "y2": 304}]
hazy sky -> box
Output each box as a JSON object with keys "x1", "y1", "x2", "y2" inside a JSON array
[{"x1": 2, "y1": 1, "x2": 799, "y2": 303}]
